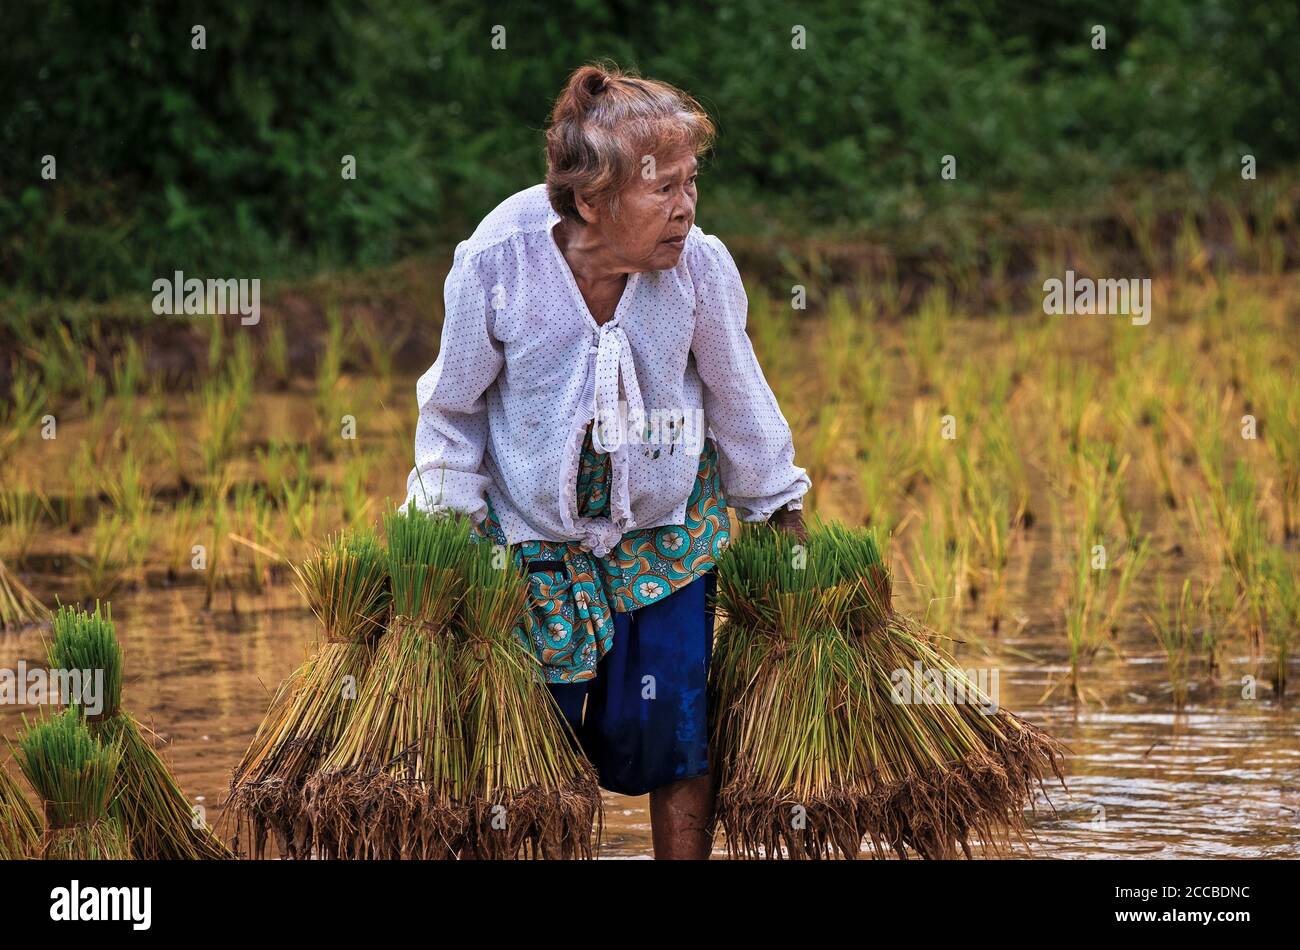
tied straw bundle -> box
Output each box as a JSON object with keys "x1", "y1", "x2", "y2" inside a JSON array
[
  {"x1": 0, "y1": 760, "x2": 42, "y2": 859},
  {"x1": 228, "y1": 531, "x2": 389, "y2": 858},
  {"x1": 305, "y1": 504, "x2": 469, "y2": 859},
  {"x1": 47, "y1": 603, "x2": 231, "y2": 859},
  {"x1": 710, "y1": 522, "x2": 1067, "y2": 859},
  {"x1": 13, "y1": 706, "x2": 130, "y2": 860},
  {"x1": 457, "y1": 539, "x2": 600, "y2": 859}
]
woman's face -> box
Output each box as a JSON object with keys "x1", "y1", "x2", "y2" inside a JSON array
[{"x1": 581, "y1": 148, "x2": 698, "y2": 273}]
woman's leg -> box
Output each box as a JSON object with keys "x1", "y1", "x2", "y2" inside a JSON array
[
  {"x1": 650, "y1": 568, "x2": 717, "y2": 859},
  {"x1": 576, "y1": 570, "x2": 717, "y2": 856},
  {"x1": 650, "y1": 772, "x2": 715, "y2": 859}
]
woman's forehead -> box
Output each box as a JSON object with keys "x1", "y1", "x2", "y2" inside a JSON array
[{"x1": 649, "y1": 151, "x2": 698, "y2": 178}]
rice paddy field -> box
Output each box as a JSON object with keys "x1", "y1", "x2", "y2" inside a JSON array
[{"x1": 2, "y1": 216, "x2": 1299, "y2": 859}]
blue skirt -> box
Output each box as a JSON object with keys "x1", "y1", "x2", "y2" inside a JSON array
[{"x1": 547, "y1": 570, "x2": 716, "y2": 796}]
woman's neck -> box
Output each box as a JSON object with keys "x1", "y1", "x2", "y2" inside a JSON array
[
  {"x1": 555, "y1": 219, "x2": 630, "y2": 324},
  {"x1": 556, "y1": 219, "x2": 628, "y2": 285}
]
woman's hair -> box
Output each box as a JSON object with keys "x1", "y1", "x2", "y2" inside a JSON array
[{"x1": 545, "y1": 61, "x2": 715, "y2": 223}]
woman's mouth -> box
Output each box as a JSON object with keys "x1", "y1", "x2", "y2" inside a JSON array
[{"x1": 661, "y1": 235, "x2": 686, "y2": 249}]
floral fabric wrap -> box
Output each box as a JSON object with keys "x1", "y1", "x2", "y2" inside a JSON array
[{"x1": 473, "y1": 426, "x2": 730, "y2": 683}]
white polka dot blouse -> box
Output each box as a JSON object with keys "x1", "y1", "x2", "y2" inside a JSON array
[{"x1": 403, "y1": 184, "x2": 809, "y2": 557}]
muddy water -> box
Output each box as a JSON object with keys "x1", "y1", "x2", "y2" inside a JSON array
[
  {"x1": 2, "y1": 577, "x2": 1296, "y2": 858},
  {"x1": 3, "y1": 332, "x2": 1298, "y2": 858}
]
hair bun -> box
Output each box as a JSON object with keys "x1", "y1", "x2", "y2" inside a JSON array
[{"x1": 545, "y1": 62, "x2": 716, "y2": 224}]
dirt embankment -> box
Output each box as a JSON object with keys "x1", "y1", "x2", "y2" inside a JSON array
[{"x1": 4, "y1": 179, "x2": 1299, "y2": 394}]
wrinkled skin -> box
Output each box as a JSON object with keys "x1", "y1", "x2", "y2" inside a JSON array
[{"x1": 553, "y1": 147, "x2": 698, "y2": 325}]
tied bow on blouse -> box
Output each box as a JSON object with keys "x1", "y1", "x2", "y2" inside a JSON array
[{"x1": 590, "y1": 322, "x2": 644, "y2": 456}]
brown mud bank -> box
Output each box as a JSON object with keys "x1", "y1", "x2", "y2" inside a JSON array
[{"x1": 3, "y1": 175, "x2": 1299, "y2": 396}]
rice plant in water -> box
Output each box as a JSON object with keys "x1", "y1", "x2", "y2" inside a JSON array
[
  {"x1": 100, "y1": 449, "x2": 153, "y2": 526},
  {"x1": 78, "y1": 514, "x2": 129, "y2": 603},
  {"x1": 148, "y1": 416, "x2": 190, "y2": 493},
  {"x1": 0, "y1": 366, "x2": 43, "y2": 466},
  {"x1": 47, "y1": 603, "x2": 231, "y2": 859},
  {"x1": 229, "y1": 530, "x2": 389, "y2": 858},
  {"x1": 0, "y1": 556, "x2": 49, "y2": 632},
  {"x1": 1263, "y1": 549, "x2": 1299, "y2": 697},
  {"x1": 1056, "y1": 478, "x2": 1151, "y2": 704},
  {"x1": 710, "y1": 522, "x2": 1066, "y2": 860},
  {"x1": 456, "y1": 539, "x2": 600, "y2": 859},
  {"x1": 908, "y1": 289, "x2": 950, "y2": 395},
  {"x1": 955, "y1": 424, "x2": 1022, "y2": 634},
  {"x1": 306, "y1": 504, "x2": 470, "y2": 859},
  {"x1": 856, "y1": 421, "x2": 913, "y2": 538},
  {"x1": 14, "y1": 706, "x2": 130, "y2": 860},
  {"x1": 256, "y1": 440, "x2": 303, "y2": 496},
  {"x1": 0, "y1": 483, "x2": 48, "y2": 566},
  {"x1": 1131, "y1": 385, "x2": 1181, "y2": 510},
  {"x1": 195, "y1": 351, "x2": 253, "y2": 487},
  {"x1": 1144, "y1": 579, "x2": 1206, "y2": 708},
  {"x1": 339, "y1": 455, "x2": 374, "y2": 532},
  {"x1": 904, "y1": 503, "x2": 969, "y2": 645},
  {"x1": 314, "y1": 304, "x2": 349, "y2": 454},
  {"x1": 231, "y1": 481, "x2": 275, "y2": 592},
  {"x1": 109, "y1": 339, "x2": 145, "y2": 404},
  {"x1": 64, "y1": 442, "x2": 99, "y2": 533},
  {"x1": 0, "y1": 762, "x2": 42, "y2": 859},
  {"x1": 201, "y1": 485, "x2": 230, "y2": 609},
  {"x1": 803, "y1": 402, "x2": 843, "y2": 512},
  {"x1": 280, "y1": 470, "x2": 319, "y2": 543},
  {"x1": 1188, "y1": 455, "x2": 1269, "y2": 653},
  {"x1": 1257, "y1": 369, "x2": 1300, "y2": 540},
  {"x1": 164, "y1": 496, "x2": 201, "y2": 580}
]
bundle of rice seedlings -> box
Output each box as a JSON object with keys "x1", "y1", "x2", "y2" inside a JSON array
[
  {"x1": 47, "y1": 603, "x2": 231, "y2": 859},
  {"x1": 456, "y1": 541, "x2": 600, "y2": 859},
  {"x1": 13, "y1": 706, "x2": 130, "y2": 860},
  {"x1": 305, "y1": 504, "x2": 470, "y2": 859},
  {"x1": 228, "y1": 530, "x2": 390, "y2": 858},
  {"x1": 0, "y1": 761, "x2": 42, "y2": 859},
  {"x1": 0, "y1": 556, "x2": 48, "y2": 632},
  {"x1": 710, "y1": 522, "x2": 1066, "y2": 860}
]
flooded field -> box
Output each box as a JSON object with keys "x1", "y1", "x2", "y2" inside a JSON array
[
  {"x1": 2, "y1": 581, "x2": 1295, "y2": 857},
  {"x1": 2, "y1": 262, "x2": 1298, "y2": 858}
]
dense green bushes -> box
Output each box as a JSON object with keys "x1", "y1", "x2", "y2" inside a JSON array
[{"x1": 3, "y1": 0, "x2": 1297, "y2": 299}]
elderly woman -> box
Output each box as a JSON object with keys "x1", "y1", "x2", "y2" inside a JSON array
[{"x1": 404, "y1": 63, "x2": 809, "y2": 859}]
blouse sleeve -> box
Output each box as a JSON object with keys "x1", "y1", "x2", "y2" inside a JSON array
[
  {"x1": 689, "y1": 235, "x2": 811, "y2": 522},
  {"x1": 403, "y1": 242, "x2": 503, "y2": 522}
]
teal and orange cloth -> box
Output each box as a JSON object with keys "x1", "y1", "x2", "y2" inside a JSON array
[{"x1": 473, "y1": 423, "x2": 730, "y2": 683}]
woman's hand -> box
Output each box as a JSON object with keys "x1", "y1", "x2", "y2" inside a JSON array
[{"x1": 767, "y1": 505, "x2": 807, "y2": 541}]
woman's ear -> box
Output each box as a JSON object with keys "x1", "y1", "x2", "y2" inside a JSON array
[{"x1": 573, "y1": 191, "x2": 601, "y2": 226}]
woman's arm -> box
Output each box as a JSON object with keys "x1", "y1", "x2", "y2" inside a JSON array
[
  {"x1": 403, "y1": 242, "x2": 503, "y2": 522},
  {"x1": 689, "y1": 235, "x2": 811, "y2": 525}
]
